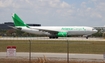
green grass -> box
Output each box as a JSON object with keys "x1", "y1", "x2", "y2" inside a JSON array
[{"x1": 0, "y1": 40, "x2": 105, "y2": 54}]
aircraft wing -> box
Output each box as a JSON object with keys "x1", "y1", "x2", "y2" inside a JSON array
[{"x1": 29, "y1": 27, "x2": 59, "y2": 35}]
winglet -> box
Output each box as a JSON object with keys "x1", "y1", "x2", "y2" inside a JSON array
[{"x1": 12, "y1": 13, "x2": 29, "y2": 28}]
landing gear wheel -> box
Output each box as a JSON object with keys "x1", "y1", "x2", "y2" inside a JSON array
[
  {"x1": 49, "y1": 36, "x2": 58, "y2": 39},
  {"x1": 86, "y1": 36, "x2": 89, "y2": 39}
]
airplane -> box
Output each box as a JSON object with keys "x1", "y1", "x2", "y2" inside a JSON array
[{"x1": 12, "y1": 13, "x2": 97, "y2": 39}]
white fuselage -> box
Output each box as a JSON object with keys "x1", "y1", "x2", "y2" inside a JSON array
[{"x1": 20, "y1": 26, "x2": 97, "y2": 36}]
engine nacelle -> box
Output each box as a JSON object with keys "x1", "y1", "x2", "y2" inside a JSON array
[{"x1": 57, "y1": 32, "x2": 67, "y2": 37}]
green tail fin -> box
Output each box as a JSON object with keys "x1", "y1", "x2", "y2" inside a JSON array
[{"x1": 12, "y1": 13, "x2": 29, "y2": 28}]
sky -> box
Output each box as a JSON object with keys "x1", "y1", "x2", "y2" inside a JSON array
[{"x1": 0, "y1": 0, "x2": 105, "y2": 26}]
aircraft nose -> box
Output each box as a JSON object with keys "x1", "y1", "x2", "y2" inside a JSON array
[{"x1": 94, "y1": 29, "x2": 98, "y2": 33}]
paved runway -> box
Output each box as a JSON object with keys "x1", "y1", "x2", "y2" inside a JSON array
[
  {"x1": 0, "y1": 52, "x2": 104, "y2": 60},
  {"x1": 0, "y1": 37, "x2": 104, "y2": 41}
]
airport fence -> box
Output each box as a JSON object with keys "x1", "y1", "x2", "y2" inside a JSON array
[{"x1": 0, "y1": 38, "x2": 105, "y2": 63}]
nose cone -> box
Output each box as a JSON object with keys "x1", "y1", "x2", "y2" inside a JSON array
[{"x1": 93, "y1": 29, "x2": 98, "y2": 33}]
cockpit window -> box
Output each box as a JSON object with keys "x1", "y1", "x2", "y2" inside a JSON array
[{"x1": 92, "y1": 29, "x2": 94, "y2": 30}]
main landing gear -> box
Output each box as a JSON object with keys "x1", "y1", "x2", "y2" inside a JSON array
[{"x1": 49, "y1": 36, "x2": 58, "y2": 39}]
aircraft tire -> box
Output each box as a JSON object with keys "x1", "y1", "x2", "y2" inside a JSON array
[
  {"x1": 49, "y1": 36, "x2": 58, "y2": 39},
  {"x1": 86, "y1": 36, "x2": 89, "y2": 39}
]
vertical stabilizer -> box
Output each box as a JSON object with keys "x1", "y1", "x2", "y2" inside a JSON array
[{"x1": 12, "y1": 13, "x2": 29, "y2": 28}]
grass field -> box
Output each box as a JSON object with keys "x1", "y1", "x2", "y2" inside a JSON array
[
  {"x1": 0, "y1": 40, "x2": 105, "y2": 54},
  {"x1": 0, "y1": 40, "x2": 105, "y2": 63},
  {"x1": 0, "y1": 59, "x2": 104, "y2": 63}
]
